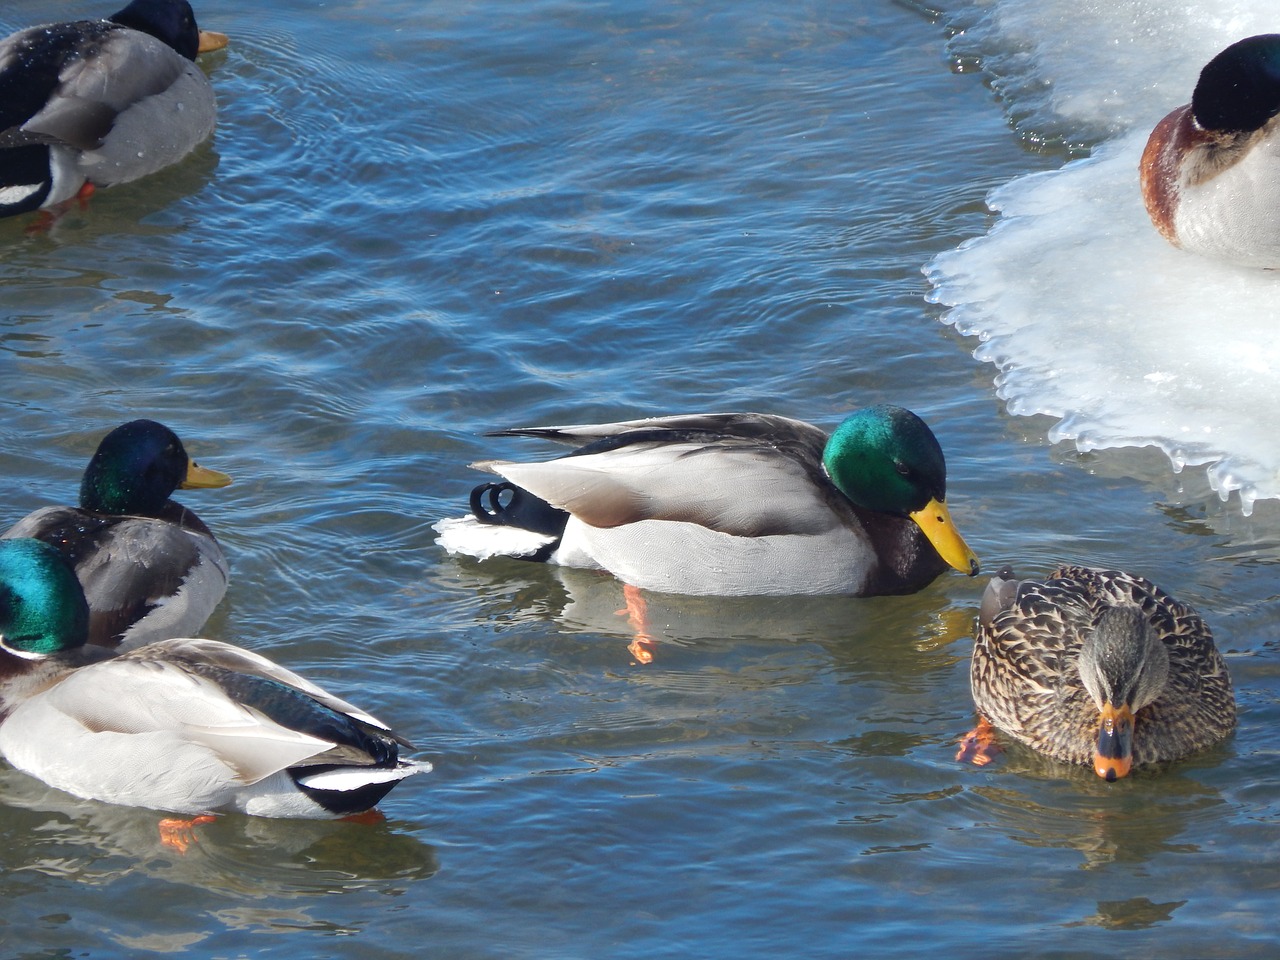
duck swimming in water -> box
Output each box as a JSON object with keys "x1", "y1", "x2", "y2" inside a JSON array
[
  {"x1": 960, "y1": 565, "x2": 1236, "y2": 780},
  {"x1": 435, "y1": 406, "x2": 979, "y2": 597},
  {"x1": 0, "y1": 538, "x2": 428, "y2": 820},
  {"x1": 2, "y1": 419, "x2": 232, "y2": 650},
  {"x1": 0, "y1": 0, "x2": 228, "y2": 219}
]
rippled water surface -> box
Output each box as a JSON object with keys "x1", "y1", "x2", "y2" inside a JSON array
[{"x1": 2, "y1": 0, "x2": 1279, "y2": 957}]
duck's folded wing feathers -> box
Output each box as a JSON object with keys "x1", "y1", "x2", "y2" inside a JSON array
[
  {"x1": 125, "y1": 638, "x2": 410, "y2": 747},
  {"x1": 31, "y1": 658, "x2": 336, "y2": 786},
  {"x1": 4, "y1": 506, "x2": 214, "y2": 647},
  {"x1": 477, "y1": 440, "x2": 841, "y2": 537},
  {"x1": 490, "y1": 412, "x2": 826, "y2": 448},
  {"x1": 19, "y1": 26, "x2": 189, "y2": 150}
]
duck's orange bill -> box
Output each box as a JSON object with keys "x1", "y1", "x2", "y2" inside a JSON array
[
  {"x1": 1093, "y1": 702, "x2": 1135, "y2": 781},
  {"x1": 182, "y1": 460, "x2": 232, "y2": 489},
  {"x1": 198, "y1": 30, "x2": 230, "y2": 54},
  {"x1": 909, "y1": 497, "x2": 980, "y2": 577}
]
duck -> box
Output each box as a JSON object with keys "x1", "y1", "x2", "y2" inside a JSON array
[
  {"x1": 0, "y1": 537, "x2": 429, "y2": 819},
  {"x1": 960, "y1": 565, "x2": 1236, "y2": 780},
  {"x1": 0, "y1": 0, "x2": 229, "y2": 219},
  {"x1": 2, "y1": 419, "x2": 232, "y2": 650},
  {"x1": 434, "y1": 406, "x2": 980, "y2": 597},
  {"x1": 1140, "y1": 33, "x2": 1280, "y2": 267}
]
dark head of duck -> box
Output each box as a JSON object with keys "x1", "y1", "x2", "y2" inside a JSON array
[
  {"x1": 823, "y1": 405, "x2": 979, "y2": 576},
  {"x1": 1191, "y1": 34, "x2": 1280, "y2": 135},
  {"x1": 79, "y1": 419, "x2": 227, "y2": 518},
  {"x1": 108, "y1": 0, "x2": 204, "y2": 60}
]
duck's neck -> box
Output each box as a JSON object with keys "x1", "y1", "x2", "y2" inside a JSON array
[{"x1": 852, "y1": 507, "x2": 948, "y2": 595}]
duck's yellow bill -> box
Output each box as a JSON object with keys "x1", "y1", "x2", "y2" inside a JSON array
[
  {"x1": 182, "y1": 460, "x2": 232, "y2": 489},
  {"x1": 198, "y1": 30, "x2": 230, "y2": 54},
  {"x1": 909, "y1": 497, "x2": 979, "y2": 576},
  {"x1": 1094, "y1": 702, "x2": 1135, "y2": 781}
]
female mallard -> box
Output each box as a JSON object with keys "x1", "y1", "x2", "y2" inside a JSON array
[
  {"x1": 435, "y1": 406, "x2": 979, "y2": 597},
  {"x1": 961, "y1": 565, "x2": 1236, "y2": 780},
  {"x1": 1141, "y1": 34, "x2": 1280, "y2": 267},
  {"x1": 0, "y1": 538, "x2": 428, "y2": 819},
  {"x1": 0, "y1": 0, "x2": 228, "y2": 219},
  {"x1": 2, "y1": 419, "x2": 232, "y2": 650}
]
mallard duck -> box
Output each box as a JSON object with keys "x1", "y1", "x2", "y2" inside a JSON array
[
  {"x1": 961, "y1": 565, "x2": 1236, "y2": 780},
  {"x1": 0, "y1": 0, "x2": 229, "y2": 219},
  {"x1": 2, "y1": 419, "x2": 232, "y2": 650},
  {"x1": 1141, "y1": 34, "x2": 1280, "y2": 267},
  {"x1": 434, "y1": 406, "x2": 979, "y2": 597},
  {"x1": 0, "y1": 538, "x2": 429, "y2": 819}
]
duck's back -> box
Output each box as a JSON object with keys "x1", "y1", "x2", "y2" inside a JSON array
[
  {"x1": 2, "y1": 503, "x2": 227, "y2": 649},
  {"x1": 0, "y1": 18, "x2": 216, "y2": 211}
]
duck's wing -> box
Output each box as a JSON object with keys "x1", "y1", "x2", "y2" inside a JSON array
[
  {"x1": 2, "y1": 506, "x2": 226, "y2": 649},
  {"x1": 12, "y1": 640, "x2": 408, "y2": 790},
  {"x1": 128, "y1": 638, "x2": 411, "y2": 748},
  {"x1": 5, "y1": 656, "x2": 342, "y2": 798},
  {"x1": 970, "y1": 568, "x2": 1100, "y2": 745},
  {"x1": 0, "y1": 21, "x2": 106, "y2": 142},
  {"x1": 477, "y1": 414, "x2": 843, "y2": 537},
  {"x1": 3, "y1": 22, "x2": 189, "y2": 151}
]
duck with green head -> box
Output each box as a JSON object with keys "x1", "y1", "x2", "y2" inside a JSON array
[
  {"x1": 435, "y1": 405, "x2": 979, "y2": 597},
  {"x1": 0, "y1": 538, "x2": 428, "y2": 820},
  {"x1": 3, "y1": 419, "x2": 232, "y2": 650}
]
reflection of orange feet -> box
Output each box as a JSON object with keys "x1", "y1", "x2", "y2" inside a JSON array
[
  {"x1": 956, "y1": 717, "x2": 1002, "y2": 766},
  {"x1": 617, "y1": 583, "x2": 655, "y2": 664},
  {"x1": 23, "y1": 184, "x2": 96, "y2": 235},
  {"x1": 158, "y1": 815, "x2": 217, "y2": 853},
  {"x1": 23, "y1": 211, "x2": 56, "y2": 236},
  {"x1": 340, "y1": 809, "x2": 386, "y2": 825}
]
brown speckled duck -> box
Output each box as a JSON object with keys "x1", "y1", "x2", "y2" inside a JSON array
[{"x1": 960, "y1": 565, "x2": 1236, "y2": 780}]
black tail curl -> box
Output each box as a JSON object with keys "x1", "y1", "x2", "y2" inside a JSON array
[{"x1": 469, "y1": 481, "x2": 569, "y2": 561}]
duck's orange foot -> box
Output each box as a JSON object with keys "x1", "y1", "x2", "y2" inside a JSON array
[
  {"x1": 956, "y1": 718, "x2": 1002, "y2": 767},
  {"x1": 626, "y1": 638, "x2": 654, "y2": 664},
  {"x1": 158, "y1": 814, "x2": 216, "y2": 853},
  {"x1": 616, "y1": 583, "x2": 656, "y2": 663}
]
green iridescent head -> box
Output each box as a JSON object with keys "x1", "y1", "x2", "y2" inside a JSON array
[
  {"x1": 0, "y1": 539, "x2": 89, "y2": 657},
  {"x1": 78, "y1": 419, "x2": 231, "y2": 517},
  {"x1": 823, "y1": 405, "x2": 979, "y2": 576}
]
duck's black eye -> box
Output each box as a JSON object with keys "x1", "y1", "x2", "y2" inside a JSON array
[{"x1": 894, "y1": 461, "x2": 915, "y2": 480}]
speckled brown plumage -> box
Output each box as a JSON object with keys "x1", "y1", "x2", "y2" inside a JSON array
[{"x1": 969, "y1": 565, "x2": 1235, "y2": 772}]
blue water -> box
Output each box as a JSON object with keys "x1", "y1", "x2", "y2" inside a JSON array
[{"x1": 1, "y1": 0, "x2": 1278, "y2": 957}]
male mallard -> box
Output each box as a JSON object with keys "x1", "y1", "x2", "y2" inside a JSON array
[
  {"x1": 960, "y1": 565, "x2": 1236, "y2": 780},
  {"x1": 434, "y1": 406, "x2": 979, "y2": 597},
  {"x1": 2, "y1": 419, "x2": 232, "y2": 650},
  {"x1": 0, "y1": 0, "x2": 228, "y2": 219},
  {"x1": 1141, "y1": 34, "x2": 1280, "y2": 267},
  {"x1": 0, "y1": 538, "x2": 428, "y2": 819}
]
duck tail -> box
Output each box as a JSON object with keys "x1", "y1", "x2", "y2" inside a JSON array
[
  {"x1": 433, "y1": 482, "x2": 568, "y2": 563},
  {"x1": 289, "y1": 759, "x2": 432, "y2": 816},
  {"x1": 469, "y1": 481, "x2": 568, "y2": 539},
  {"x1": 0, "y1": 144, "x2": 54, "y2": 218}
]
